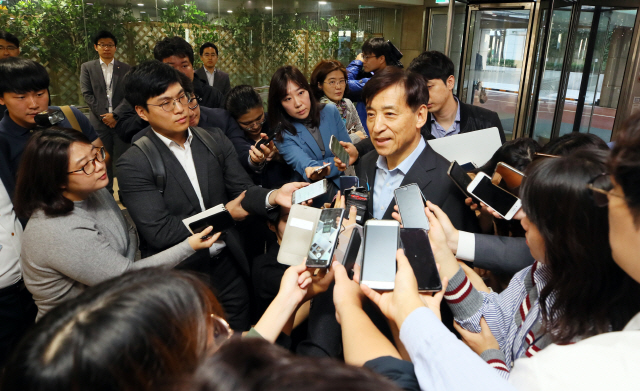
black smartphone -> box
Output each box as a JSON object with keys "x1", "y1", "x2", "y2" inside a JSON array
[
  {"x1": 306, "y1": 208, "x2": 345, "y2": 268},
  {"x1": 343, "y1": 227, "x2": 362, "y2": 279},
  {"x1": 330, "y1": 135, "x2": 350, "y2": 168},
  {"x1": 460, "y1": 162, "x2": 477, "y2": 172},
  {"x1": 447, "y1": 160, "x2": 474, "y2": 199},
  {"x1": 189, "y1": 210, "x2": 235, "y2": 239},
  {"x1": 400, "y1": 228, "x2": 442, "y2": 292},
  {"x1": 255, "y1": 125, "x2": 277, "y2": 149},
  {"x1": 340, "y1": 176, "x2": 360, "y2": 193},
  {"x1": 394, "y1": 183, "x2": 429, "y2": 231}
]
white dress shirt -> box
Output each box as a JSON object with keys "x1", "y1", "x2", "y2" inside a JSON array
[
  {"x1": 0, "y1": 178, "x2": 22, "y2": 288},
  {"x1": 204, "y1": 67, "x2": 215, "y2": 87},
  {"x1": 152, "y1": 128, "x2": 226, "y2": 256},
  {"x1": 99, "y1": 58, "x2": 114, "y2": 111}
]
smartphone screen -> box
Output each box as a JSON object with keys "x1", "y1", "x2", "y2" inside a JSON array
[
  {"x1": 469, "y1": 175, "x2": 519, "y2": 217},
  {"x1": 343, "y1": 228, "x2": 362, "y2": 279},
  {"x1": 306, "y1": 208, "x2": 345, "y2": 268},
  {"x1": 460, "y1": 162, "x2": 477, "y2": 172},
  {"x1": 400, "y1": 228, "x2": 442, "y2": 292},
  {"x1": 361, "y1": 222, "x2": 398, "y2": 288},
  {"x1": 330, "y1": 135, "x2": 350, "y2": 168},
  {"x1": 394, "y1": 184, "x2": 429, "y2": 231},
  {"x1": 293, "y1": 179, "x2": 328, "y2": 204},
  {"x1": 448, "y1": 161, "x2": 473, "y2": 198}
]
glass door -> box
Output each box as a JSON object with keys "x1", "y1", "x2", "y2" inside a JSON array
[
  {"x1": 426, "y1": 2, "x2": 467, "y2": 91},
  {"x1": 458, "y1": 4, "x2": 536, "y2": 140}
]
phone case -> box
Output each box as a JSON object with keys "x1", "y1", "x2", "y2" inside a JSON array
[{"x1": 277, "y1": 205, "x2": 322, "y2": 266}]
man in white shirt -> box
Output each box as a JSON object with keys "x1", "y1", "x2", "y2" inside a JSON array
[
  {"x1": 0, "y1": 167, "x2": 36, "y2": 366},
  {"x1": 195, "y1": 42, "x2": 231, "y2": 97},
  {"x1": 80, "y1": 31, "x2": 131, "y2": 190}
]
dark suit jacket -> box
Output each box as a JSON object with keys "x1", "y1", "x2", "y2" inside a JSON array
[
  {"x1": 193, "y1": 74, "x2": 225, "y2": 109},
  {"x1": 115, "y1": 126, "x2": 277, "y2": 275},
  {"x1": 80, "y1": 59, "x2": 131, "y2": 132},
  {"x1": 195, "y1": 67, "x2": 231, "y2": 97},
  {"x1": 355, "y1": 142, "x2": 480, "y2": 233},
  {"x1": 474, "y1": 235, "x2": 534, "y2": 275}
]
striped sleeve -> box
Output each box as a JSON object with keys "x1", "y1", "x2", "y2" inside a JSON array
[
  {"x1": 481, "y1": 349, "x2": 511, "y2": 379},
  {"x1": 444, "y1": 266, "x2": 485, "y2": 330}
]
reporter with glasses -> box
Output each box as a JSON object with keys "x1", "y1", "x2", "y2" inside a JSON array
[{"x1": 14, "y1": 127, "x2": 220, "y2": 320}]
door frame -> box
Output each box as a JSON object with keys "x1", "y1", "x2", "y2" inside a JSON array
[{"x1": 457, "y1": 2, "x2": 541, "y2": 140}]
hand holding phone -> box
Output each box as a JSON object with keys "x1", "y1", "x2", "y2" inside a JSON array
[
  {"x1": 467, "y1": 172, "x2": 521, "y2": 220},
  {"x1": 292, "y1": 179, "x2": 329, "y2": 204},
  {"x1": 394, "y1": 184, "x2": 429, "y2": 231},
  {"x1": 306, "y1": 208, "x2": 345, "y2": 268},
  {"x1": 330, "y1": 135, "x2": 350, "y2": 169},
  {"x1": 360, "y1": 220, "x2": 399, "y2": 290},
  {"x1": 400, "y1": 228, "x2": 442, "y2": 292}
]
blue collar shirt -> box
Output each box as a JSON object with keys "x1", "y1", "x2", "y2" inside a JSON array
[{"x1": 430, "y1": 97, "x2": 461, "y2": 139}]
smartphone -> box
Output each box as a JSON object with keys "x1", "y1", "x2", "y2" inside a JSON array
[
  {"x1": 494, "y1": 162, "x2": 525, "y2": 189},
  {"x1": 314, "y1": 163, "x2": 331, "y2": 175},
  {"x1": 292, "y1": 179, "x2": 328, "y2": 204},
  {"x1": 340, "y1": 176, "x2": 360, "y2": 193},
  {"x1": 467, "y1": 172, "x2": 522, "y2": 220},
  {"x1": 400, "y1": 228, "x2": 442, "y2": 292},
  {"x1": 306, "y1": 208, "x2": 345, "y2": 268},
  {"x1": 329, "y1": 135, "x2": 350, "y2": 168},
  {"x1": 394, "y1": 184, "x2": 429, "y2": 231},
  {"x1": 447, "y1": 161, "x2": 474, "y2": 199},
  {"x1": 460, "y1": 162, "x2": 477, "y2": 172},
  {"x1": 360, "y1": 220, "x2": 399, "y2": 290},
  {"x1": 342, "y1": 227, "x2": 363, "y2": 279},
  {"x1": 255, "y1": 125, "x2": 278, "y2": 149},
  {"x1": 189, "y1": 210, "x2": 235, "y2": 239}
]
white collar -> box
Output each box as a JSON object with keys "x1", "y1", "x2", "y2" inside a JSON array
[
  {"x1": 152, "y1": 127, "x2": 193, "y2": 149},
  {"x1": 99, "y1": 58, "x2": 115, "y2": 66}
]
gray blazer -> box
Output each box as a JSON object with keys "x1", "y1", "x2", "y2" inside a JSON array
[
  {"x1": 473, "y1": 234, "x2": 534, "y2": 275},
  {"x1": 195, "y1": 66, "x2": 231, "y2": 97},
  {"x1": 80, "y1": 59, "x2": 131, "y2": 132}
]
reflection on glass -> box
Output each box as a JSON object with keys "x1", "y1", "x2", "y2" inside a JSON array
[{"x1": 462, "y1": 9, "x2": 531, "y2": 140}]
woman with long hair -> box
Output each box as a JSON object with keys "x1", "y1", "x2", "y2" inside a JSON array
[
  {"x1": 269, "y1": 65, "x2": 352, "y2": 200},
  {"x1": 13, "y1": 127, "x2": 219, "y2": 319},
  {"x1": 310, "y1": 60, "x2": 366, "y2": 144}
]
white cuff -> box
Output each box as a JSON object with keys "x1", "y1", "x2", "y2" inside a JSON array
[
  {"x1": 265, "y1": 190, "x2": 277, "y2": 209},
  {"x1": 456, "y1": 231, "x2": 476, "y2": 262}
]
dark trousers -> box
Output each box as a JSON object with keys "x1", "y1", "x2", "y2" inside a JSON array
[
  {"x1": 0, "y1": 281, "x2": 37, "y2": 367},
  {"x1": 96, "y1": 125, "x2": 130, "y2": 193}
]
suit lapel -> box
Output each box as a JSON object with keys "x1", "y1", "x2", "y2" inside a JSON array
[
  {"x1": 362, "y1": 152, "x2": 378, "y2": 216},
  {"x1": 191, "y1": 136, "x2": 210, "y2": 209},
  {"x1": 382, "y1": 143, "x2": 437, "y2": 219},
  {"x1": 147, "y1": 130, "x2": 203, "y2": 213},
  {"x1": 93, "y1": 60, "x2": 107, "y2": 93},
  {"x1": 295, "y1": 122, "x2": 324, "y2": 159},
  {"x1": 458, "y1": 101, "x2": 472, "y2": 134},
  {"x1": 112, "y1": 60, "x2": 122, "y2": 91}
]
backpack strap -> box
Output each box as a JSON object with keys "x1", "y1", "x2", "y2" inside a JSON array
[
  {"x1": 59, "y1": 106, "x2": 82, "y2": 132},
  {"x1": 191, "y1": 126, "x2": 225, "y2": 167},
  {"x1": 134, "y1": 135, "x2": 166, "y2": 194}
]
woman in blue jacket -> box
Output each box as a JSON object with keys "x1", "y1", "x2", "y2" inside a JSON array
[{"x1": 269, "y1": 65, "x2": 351, "y2": 201}]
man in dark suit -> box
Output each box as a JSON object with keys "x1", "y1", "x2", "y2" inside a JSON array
[
  {"x1": 408, "y1": 51, "x2": 506, "y2": 144},
  {"x1": 80, "y1": 31, "x2": 131, "y2": 189},
  {"x1": 116, "y1": 61, "x2": 305, "y2": 331},
  {"x1": 196, "y1": 42, "x2": 231, "y2": 97},
  {"x1": 353, "y1": 67, "x2": 478, "y2": 232}
]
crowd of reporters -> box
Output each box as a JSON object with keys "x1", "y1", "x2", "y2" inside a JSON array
[{"x1": 0, "y1": 29, "x2": 639, "y2": 391}]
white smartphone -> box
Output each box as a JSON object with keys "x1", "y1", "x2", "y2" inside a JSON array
[
  {"x1": 292, "y1": 179, "x2": 328, "y2": 204},
  {"x1": 467, "y1": 172, "x2": 522, "y2": 220},
  {"x1": 360, "y1": 220, "x2": 399, "y2": 290}
]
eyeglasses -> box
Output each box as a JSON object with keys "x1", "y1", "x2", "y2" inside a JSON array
[
  {"x1": 211, "y1": 314, "x2": 234, "y2": 347},
  {"x1": 238, "y1": 114, "x2": 266, "y2": 131},
  {"x1": 202, "y1": 53, "x2": 218, "y2": 57},
  {"x1": 187, "y1": 95, "x2": 199, "y2": 110},
  {"x1": 97, "y1": 44, "x2": 115, "y2": 49},
  {"x1": 68, "y1": 147, "x2": 106, "y2": 175},
  {"x1": 147, "y1": 94, "x2": 189, "y2": 112},
  {"x1": 587, "y1": 173, "x2": 625, "y2": 207},
  {"x1": 0, "y1": 45, "x2": 18, "y2": 51},
  {"x1": 363, "y1": 55, "x2": 378, "y2": 61},
  {"x1": 324, "y1": 79, "x2": 346, "y2": 88}
]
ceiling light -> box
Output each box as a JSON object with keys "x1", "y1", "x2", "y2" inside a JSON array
[
  {"x1": 138, "y1": 3, "x2": 144, "y2": 6},
  {"x1": 319, "y1": 1, "x2": 327, "y2": 4},
  {"x1": 265, "y1": 6, "x2": 272, "y2": 9},
  {"x1": 227, "y1": 10, "x2": 232, "y2": 13}
]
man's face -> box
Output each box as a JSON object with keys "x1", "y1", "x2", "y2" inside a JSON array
[
  {"x1": 0, "y1": 39, "x2": 20, "y2": 58},
  {"x1": 162, "y1": 55, "x2": 194, "y2": 81},
  {"x1": 366, "y1": 84, "x2": 427, "y2": 162},
  {"x1": 135, "y1": 82, "x2": 189, "y2": 138},
  {"x1": 94, "y1": 38, "x2": 116, "y2": 61},
  {"x1": 362, "y1": 52, "x2": 386, "y2": 73},
  {"x1": 200, "y1": 47, "x2": 218, "y2": 69},
  {"x1": 426, "y1": 76, "x2": 455, "y2": 114},
  {"x1": 0, "y1": 89, "x2": 49, "y2": 128}
]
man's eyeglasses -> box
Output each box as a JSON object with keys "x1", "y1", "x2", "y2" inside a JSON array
[
  {"x1": 68, "y1": 147, "x2": 106, "y2": 175},
  {"x1": 363, "y1": 55, "x2": 378, "y2": 61},
  {"x1": 587, "y1": 173, "x2": 624, "y2": 207},
  {"x1": 238, "y1": 114, "x2": 266, "y2": 131},
  {"x1": 187, "y1": 95, "x2": 199, "y2": 110},
  {"x1": 97, "y1": 44, "x2": 115, "y2": 49},
  {"x1": 202, "y1": 53, "x2": 218, "y2": 57},
  {"x1": 0, "y1": 45, "x2": 18, "y2": 51},
  {"x1": 147, "y1": 94, "x2": 189, "y2": 112},
  {"x1": 324, "y1": 79, "x2": 346, "y2": 88}
]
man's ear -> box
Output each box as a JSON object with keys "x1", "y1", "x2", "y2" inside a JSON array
[
  {"x1": 416, "y1": 104, "x2": 429, "y2": 129},
  {"x1": 0, "y1": 95, "x2": 5, "y2": 106},
  {"x1": 135, "y1": 106, "x2": 150, "y2": 123},
  {"x1": 447, "y1": 75, "x2": 455, "y2": 91},
  {"x1": 94, "y1": 44, "x2": 99, "y2": 53}
]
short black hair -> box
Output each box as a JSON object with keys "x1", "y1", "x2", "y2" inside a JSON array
[
  {"x1": 361, "y1": 38, "x2": 402, "y2": 67},
  {"x1": 93, "y1": 30, "x2": 117, "y2": 47},
  {"x1": 225, "y1": 85, "x2": 262, "y2": 120},
  {"x1": 408, "y1": 51, "x2": 455, "y2": 84},
  {"x1": 541, "y1": 132, "x2": 609, "y2": 156},
  {"x1": 125, "y1": 60, "x2": 184, "y2": 110},
  {"x1": 362, "y1": 67, "x2": 428, "y2": 113},
  {"x1": 0, "y1": 57, "x2": 49, "y2": 95},
  {"x1": 154, "y1": 36, "x2": 194, "y2": 66},
  {"x1": 0, "y1": 31, "x2": 20, "y2": 47},
  {"x1": 199, "y1": 42, "x2": 218, "y2": 56}
]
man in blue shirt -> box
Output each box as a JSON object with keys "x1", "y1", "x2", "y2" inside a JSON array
[
  {"x1": 355, "y1": 67, "x2": 478, "y2": 232},
  {"x1": 0, "y1": 58, "x2": 103, "y2": 182}
]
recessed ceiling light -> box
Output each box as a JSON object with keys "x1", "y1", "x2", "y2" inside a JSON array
[
  {"x1": 227, "y1": 10, "x2": 233, "y2": 13},
  {"x1": 138, "y1": 3, "x2": 144, "y2": 6},
  {"x1": 319, "y1": 1, "x2": 327, "y2": 4},
  {"x1": 265, "y1": 6, "x2": 272, "y2": 9}
]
